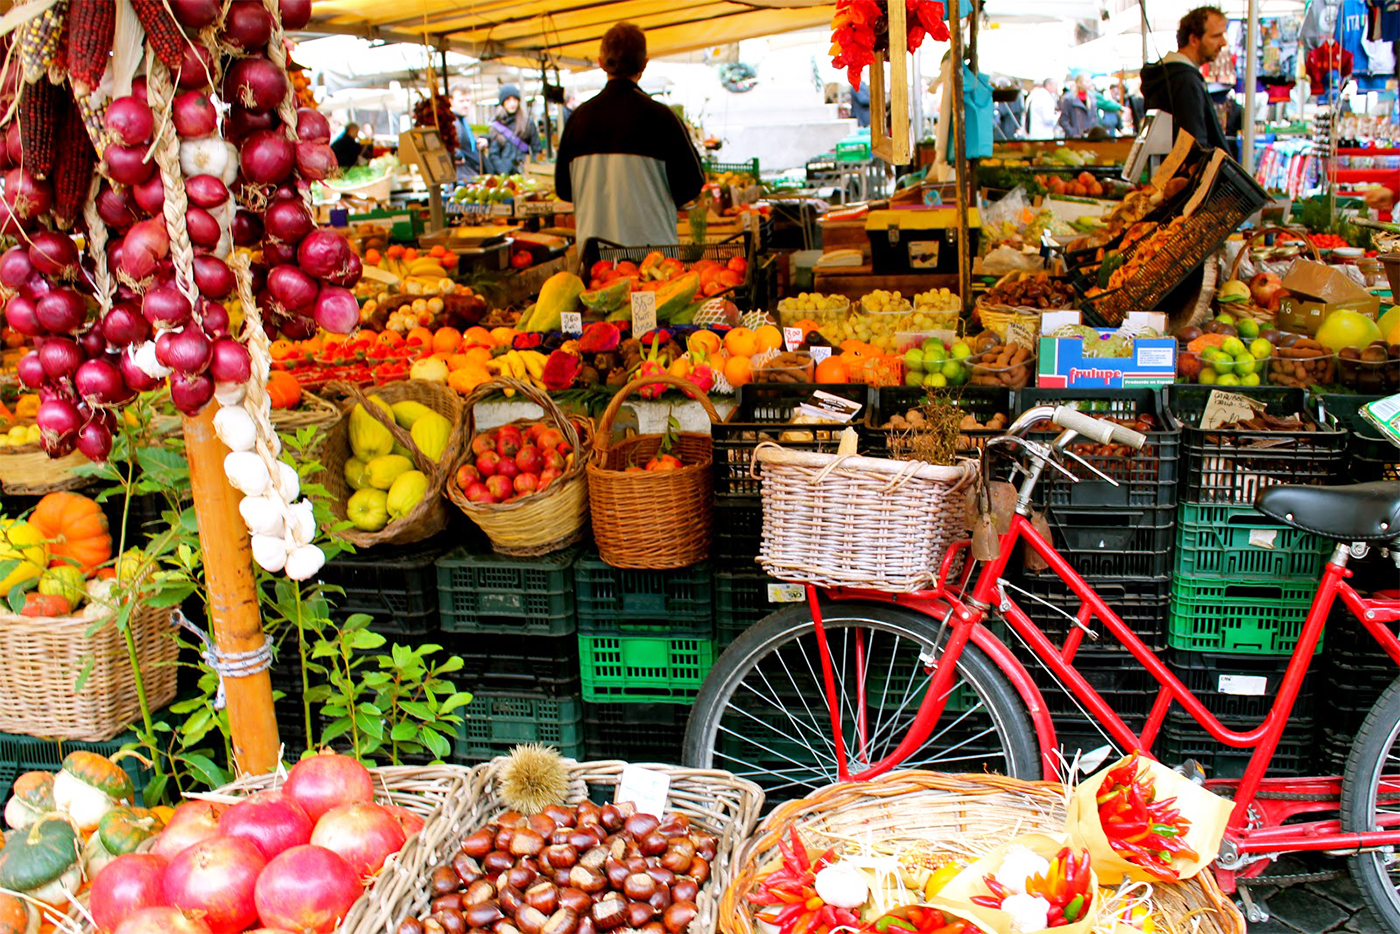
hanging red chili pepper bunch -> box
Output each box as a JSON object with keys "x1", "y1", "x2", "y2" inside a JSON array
[
  {"x1": 970, "y1": 845, "x2": 1093, "y2": 928},
  {"x1": 748, "y1": 827, "x2": 860, "y2": 934},
  {"x1": 1095, "y1": 754, "x2": 1199, "y2": 881},
  {"x1": 830, "y1": 0, "x2": 951, "y2": 91},
  {"x1": 866, "y1": 905, "x2": 972, "y2": 934}
]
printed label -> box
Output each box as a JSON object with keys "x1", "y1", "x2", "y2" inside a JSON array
[
  {"x1": 767, "y1": 583, "x2": 806, "y2": 603},
  {"x1": 1218, "y1": 674, "x2": 1268, "y2": 696}
]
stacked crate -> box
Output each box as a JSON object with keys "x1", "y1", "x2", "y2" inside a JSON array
[{"x1": 1163, "y1": 386, "x2": 1347, "y2": 777}]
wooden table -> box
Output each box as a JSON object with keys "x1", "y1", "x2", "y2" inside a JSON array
[{"x1": 813, "y1": 265, "x2": 961, "y2": 301}]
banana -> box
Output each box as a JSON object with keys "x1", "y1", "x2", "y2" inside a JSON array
[
  {"x1": 502, "y1": 350, "x2": 525, "y2": 380},
  {"x1": 519, "y1": 351, "x2": 546, "y2": 381},
  {"x1": 407, "y1": 259, "x2": 447, "y2": 277}
]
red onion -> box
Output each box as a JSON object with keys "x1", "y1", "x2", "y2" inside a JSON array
[
  {"x1": 184, "y1": 175, "x2": 228, "y2": 210},
  {"x1": 280, "y1": 314, "x2": 317, "y2": 340},
  {"x1": 39, "y1": 338, "x2": 82, "y2": 379},
  {"x1": 263, "y1": 198, "x2": 313, "y2": 244},
  {"x1": 3, "y1": 168, "x2": 52, "y2": 220},
  {"x1": 240, "y1": 130, "x2": 295, "y2": 184},
  {"x1": 314, "y1": 286, "x2": 359, "y2": 334},
  {"x1": 173, "y1": 91, "x2": 219, "y2": 139},
  {"x1": 295, "y1": 142, "x2": 336, "y2": 181},
  {"x1": 232, "y1": 210, "x2": 263, "y2": 246},
  {"x1": 119, "y1": 349, "x2": 161, "y2": 392},
  {"x1": 296, "y1": 230, "x2": 352, "y2": 280},
  {"x1": 0, "y1": 245, "x2": 32, "y2": 288},
  {"x1": 5, "y1": 124, "x2": 19, "y2": 165},
  {"x1": 76, "y1": 358, "x2": 124, "y2": 404},
  {"x1": 268, "y1": 265, "x2": 317, "y2": 311},
  {"x1": 176, "y1": 42, "x2": 215, "y2": 91},
  {"x1": 224, "y1": 58, "x2": 288, "y2": 115},
  {"x1": 171, "y1": 0, "x2": 220, "y2": 27},
  {"x1": 104, "y1": 144, "x2": 156, "y2": 186},
  {"x1": 21, "y1": 273, "x2": 51, "y2": 301},
  {"x1": 192, "y1": 256, "x2": 234, "y2": 299},
  {"x1": 16, "y1": 351, "x2": 42, "y2": 388},
  {"x1": 280, "y1": 0, "x2": 312, "y2": 29},
  {"x1": 131, "y1": 77, "x2": 148, "y2": 103},
  {"x1": 325, "y1": 250, "x2": 363, "y2": 288},
  {"x1": 157, "y1": 327, "x2": 212, "y2": 373},
  {"x1": 4, "y1": 294, "x2": 39, "y2": 336},
  {"x1": 28, "y1": 231, "x2": 79, "y2": 278},
  {"x1": 104, "y1": 96, "x2": 154, "y2": 147},
  {"x1": 76, "y1": 420, "x2": 113, "y2": 461},
  {"x1": 37, "y1": 398, "x2": 82, "y2": 451},
  {"x1": 120, "y1": 218, "x2": 170, "y2": 280},
  {"x1": 185, "y1": 207, "x2": 221, "y2": 249},
  {"x1": 144, "y1": 286, "x2": 193, "y2": 331},
  {"x1": 169, "y1": 371, "x2": 214, "y2": 414},
  {"x1": 227, "y1": 107, "x2": 277, "y2": 141},
  {"x1": 209, "y1": 337, "x2": 252, "y2": 383},
  {"x1": 96, "y1": 185, "x2": 141, "y2": 229},
  {"x1": 296, "y1": 109, "x2": 331, "y2": 143},
  {"x1": 272, "y1": 183, "x2": 301, "y2": 201},
  {"x1": 225, "y1": 1, "x2": 273, "y2": 49},
  {"x1": 79, "y1": 327, "x2": 108, "y2": 359},
  {"x1": 103, "y1": 302, "x2": 151, "y2": 346},
  {"x1": 0, "y1": 200, "x2": 24, "y2": 236},
  {"x1": 133, "y1": 173, "x2": 164, "y2": 214},
  {"x1": 200, "y1": 301, "x2": 229, "y2": 338},
  {"x1": 35, "y1": 289, "x2": 87, "y2": 333},
  {"x1": 261, "y1": 240, "x2": 296, "y2": 267}
]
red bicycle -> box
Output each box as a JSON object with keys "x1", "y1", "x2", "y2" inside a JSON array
[{"x1": 682, "y1": 403, "x2": 1400, "y2": 927}]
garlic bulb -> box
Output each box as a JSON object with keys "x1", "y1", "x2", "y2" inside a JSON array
[
  {"x1": 239, "y1": 494, "x2": 285, "y2": 538},
  {"x1": 284, "y1": 544, "x2": 325, "y2": 581},
  {"x1": 274, "y1": 461, "x2": 300, "y2": 502},
  {"x1": 132, "y1": 341, "x2": 172, "y2": 379},
  {"x1": 250, "y1": 534, "x2": 288, "y2": 572},
  {"x1": 813, "y1": 863, "x2": 868, "y2": 909},
  {"x1": 180, "y1": 137, "x2": 230, "y2": 179},
  {"x1": 286, "y1": 499, "x2": 316, "y2": 546},
  {"x1": 214, "y1": 381, "x2": 246, "y2": 406},
  {"x1": 224, "y1": 451, "x2": 270, "y2": 496},
  {"x1": 213, "y1": 406, "x2": 256, "y2": 452}
]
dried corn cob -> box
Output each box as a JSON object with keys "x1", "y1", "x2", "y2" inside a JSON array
[
  {"x1": 66, "y1": 0, "x2": 114, "y2": 93},
  {"x1": 16, "y1": 0, "x2": 69, "y2": 85},
  {"x1": 53, "y1": 94, "x2": 95, "y2": 228},
  {"x1": 18, "y1": 77, "x2": 60, "y2": 179},
  {"x1": 129, "y1": 0, "x2": 187, "y2": 73}
]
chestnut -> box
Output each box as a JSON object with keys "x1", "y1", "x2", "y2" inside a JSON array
[
  {"x1": 499, "y1": 811, "x2": 525, "y2": 828},
  {"x1": 528, "y1": 813, "x2": 558, "y2": 838},
  {"x1": 605, "y1": 858, "x2": 631, "y2": 889},
  {"x1": 507, "y1": 866, "x2": 538, "y2": 891},
  {"x1": 663, "y1": 902, "x2": 698, "y2": 934},
  {"x1": 646, "y1": 867, "x2": 676, "y2": 887},
  {"x1": 466, "y1": 904, "x2": 505, "y2": 929},
  {"x1": 577, "y1": 801, "x2": 602, "y2": 823},
  {"x1": 608, "y1": 837, "x2": 628, "y2": 863},
  {"x1": 398, "y1": 919, "x2": 426, "y2": 934},
  {"x1": 559, "y1": 886, "x2": 593, "y2": 914},
  {"x1": 624, "y1": 813, "x2": 660, "y2": 840},
  {"x1": 647, "y1": 887, "x2": 672, "y2": 915},
  {"x1": 525, "y1": 881, "x2": 559, "y2": 915},
  {"x1": 600, "y1": 804, "x2": 625, "y2": 833},
  {"x1": 625, "y1": 856, "x2": 648, "y2": 874},
  {"x1": 568, "y1": 831, "x2": 598, "y2": 851},
  {"x1": 576, "y1": 916, "x2": 597, "y2": 934},
  {"x1": 687, "y1": 858, "x2": 709, "y2": 884},
  {"x1": 512, "y1": 828, "x2": 546, "y2": 858},
  {"x1": 693, "y1": 836, "x2": 718, "y2": 862},
  {"x1": 623, "y1": 873, "x2": 656, "y2": 901},
  {"x1": 544, "y1": 844, "x2": 579, "y2": 869},
  {"x1": 641, "y1": 923, "x2": 666, "y2": 934},
  {"x1": 469, "y1": 929, "x2": 490, "y2": 934},
  {"x1": 496, "y1": 827, "x2": 516, "y2": 852},
  {"x1": 568, "y1": 866, "x2": 607, "y2": 894},
  {"x1": 551, "y1": 830, "x2": 573, "y2": 846},
  {"x1": 672, "y1": 879, "x2": 699, "y2": 904},
  {"x1": 435, "y1": 912, "x2": 467, "y2": 934},
  {"x1": 431, "y1": 866, "x2": 461, "y2": 895},
  {"x1": 592, "y1": 894, "x2": 627, "y2": 931},
  {"x1": 463, "y1": 830, "x2": 496, "y2": 859},
  {"x1": 657, "y1": 814, "x2": 690, "y2": 837},
  {"x1": 500, "y1": 886, "x2": 524, "y2": 916},
  {"x1": 638, "y1": 832, "x2": 668, "y2": 857},
  {"x1": 616, "y1": 802, "x2": 637, "y2": 819},
  {"x1": 494, "y1": 924, "x2": 522, "y2": 934},
  {"x1": 542, "y1": 908, "x2": 578, "y2": 934},
  {"x1": 660, "y1": 849, "x2": 691, "y2": 874},
  {"x1": 454, "y1": 854, "x2": 485, "y2": 886},
  {"x1": 465, "y1": 880, "x2": 496, "y2": 907},
  {"x1": 433, "y1": 895, "x2": 464, "y2": 914},
  {"x1": 483, "y1": 851, "x2": 514, "y2": 874},
  {"x1": 553, "y1": 868, "x2": 573, "y2": 887},
  {"x1": 626, "y1": 902, "x2": 655, "y2": 928},
  {"x1": 517, "y1": 906, "x2": 548, "y2": 934},
  {"x1": 580, "y1": 846, "x2": 608, "y2": 872},
  {"x1": 543, "y1": 804, "x2": 576, "y2": 829},
  {"x1": 424, "y1": 920, "x2": 447, "y2": 934}
]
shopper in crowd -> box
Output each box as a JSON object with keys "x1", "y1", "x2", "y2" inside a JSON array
[
  {"x1": 1058, "y1": 75, "x2": 1097, "y2": 138},
  {"x1": 1096, "y1": 83, "x2": 1124, "y2": 134},
  {"x1": 851, "y1": 82, "x2": 871, "y2": 128},
  {"x1": 450, "y1": 80, "x2": 488, "y2": 178},
  {"x1": 555, "y1": 21, "x2": 704, "y2": 248},
  {"x1": 331, "y1": 121, "x2": 372, "y2": 169},
  {"x1": 486, "y1": 84, "x2": 540, "y2": 175},
  {"x1": 1141, "y1": 6, "x2": 1231, "y2": 152},
  {"x1": 1025, "y1": 77, "x2": 1061, "y2": 138},
  {"x1": 994, "y1": 84, "x2": 1024, "y2": 141}
]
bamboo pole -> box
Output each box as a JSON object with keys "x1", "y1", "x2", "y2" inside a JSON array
[
  {"x1": 182, "y1": 407, "x2": 280, "y2": 775},
  {"x1": 949, "y1": 0, "x2": 972, "y2": 315}
]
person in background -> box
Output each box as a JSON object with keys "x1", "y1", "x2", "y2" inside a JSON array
[
  {"x1": 1058, "y1": 75, "x2": 1097, "y2": 138},
  {"x1": 1140, "y1": 6, "x2": 1231, "y2": 152},
  {"x1": 331, "y1": 121, "x2": 372, "y2": 168},
  {"x1": 555, "y1": 22, "x2": 704, "y2": 248},
  {"x1": 1025, "y1": 77, "x2": 1061, "y2": 139},
  {"x1": 486, "y1": 84, "x2": 540, "y2": 175},
  {"x1": 449, "y1": 80, "x2": 487, "y2": 179},
  {"x1": 1096, "y1": 83, "x2": 1124, "y2": 134},
  {"x1": 993, "y1": 84, "x2": 1024, "y2": 141},
  {"x1": 851, "y1": 82, "x2": 871, "y2": 128}
]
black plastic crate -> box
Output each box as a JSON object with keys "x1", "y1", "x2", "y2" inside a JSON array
[
  {"x1": 1028, "y1": 654, "x2": 1155, "y2": 722},
  {"x1": 319, "y1": 537, "x2": 451, "y2": 635},
  {"x1": 437, "y1": 546, "x2": 577, "y2": 635},
  {"x1": 1025, "y1": 503, "x2": 1175, "y2": 580},
  {"x1": 712, "y1": 495, "x2": 764, "y2": 568},
  {"x1": 453, "y1": 631, "x2": 581, "y2": 694},
  {"x1": 1166, "y1": 648, "x2": 1317, "y2": 721},
  {"x1": 712, "y1": 384, "x2": 873, "y2": 496},
  {"x1": 1317, "y1": 394, "x2": 1400, "y2": 482},
  {"x1": 1166, "y1": 386, "x2": 1347, "y2": 505},
  {"x1": 1160, "y1": 709, "x2": 1314, "y2": 778},
  {"x1": 1016, "y1": 388, "x2": 1180, "y2": 509},
  {"x1": 1006, "y1": 574, "x2": 1171, "y2": 654},
  {"x1": 579, "y1": 233, "x2": 759, "y2": 310},
  {"x1": 574, "y1": 553, "x2": 712, "y2": 630},
  {"x1": 1317, "y1": 726, "x2": 1353, "y2": 774},
  {"x1": 865, "y1": 386, "x2": 1014, "y2": 458},
  {"x1": 714, "y1": 571, "x2": 796, "y2": 647},
  {"x1": 582, "y1": 702, "x2": 688, "y2": 763}
]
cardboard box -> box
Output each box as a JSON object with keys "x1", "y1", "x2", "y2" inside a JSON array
[
  {"x1": 1277, "y1": 258, "x2": 1381, "y2": 335},
  {"x1": 1037, "y1": 311, "x2": 1177, "y2": 388},
  {"x1": 347, "y1": 209, "x2": 422, "y2": 243}
]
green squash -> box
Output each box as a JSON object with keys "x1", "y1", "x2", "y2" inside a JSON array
[
  {"x1": 98, "y1": 805, "x2": 164, "y2": 856},
  {"x1": 0, "y1": 814, "x2": 82, "y2": 906},
  {"x1": 2, "y1": 772, "x2": 54, "y2": 831}
]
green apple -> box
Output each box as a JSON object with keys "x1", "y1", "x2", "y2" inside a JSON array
[
  {"x1": 923, "y1": 372, "x2": 948, "y2": 388},
  {"x1": 923, "y1": 341, "x2": 948, "y2": 364},
  {"x1": 1249, "y1": 338, "x2": 1273, "y2": 360},
  {"x1": 1216, "y1": 372, "x2": 1241, "y2": 386},
  {"x1": 950, "y1": 341, "x2": 973, "y2": 361},
  {"x1": 1212, "y1": 355, "x2": 1236, "y2": 375},
  {"x1": 942, "y1": 360, "x2": 968, "y2": 385},
  {"x1": 1241, "y1": 372, "x2": 1261, "y2": 386},
  {"x1": 1233, "y1": 353, "x2": 1257, "y2": 376},
  {"x1": 1215, "y1": 313, "x2": 1236, "y2": 326},
  {"x1": 904, "y1": 369, "x2": 924, "y2": 387},
  {"x1": 903, "y1": 348, "x2": 925, "y2": 372},
  {"x1": 1220, "y1": 336, "x2": 1246, "y2": 357},
  {"x1": 1198, "y1": 367, "x2": 1218, "y2": 384},
  {"x1": 1237, "y1": 318, "x2": 1260, "y2": 340},
  {"x1": 1200, "y1": 346, "x2": 1219, "y2": 362}
]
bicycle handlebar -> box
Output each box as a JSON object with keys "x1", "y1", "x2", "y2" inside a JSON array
[{"x1": 1052, "y1": 406, "x2": 1147, "y2": 450}]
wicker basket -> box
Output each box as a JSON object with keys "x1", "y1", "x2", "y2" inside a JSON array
[
  {"x1": 755, "y1": 443, "x2": 971, "y2": 593},
  {"x1": 271, "y1": 388, "x2": 343, "y2": 433},
  {"x1": 192, "y1": 764, "x2": 477, "y2": 934},
  {"x1": 722, "y1": 771, "x2": 1245, "y2": 934},
  {"x1": 386, "y1": 758, "x2": 765, "y2": 934},
  {"x1": 587, "y1": 375, "x2": 721, "y2": 569},
  {"x1": 0, "y1": 599, "x2": 178, "y2": 741},
  {"x1": 0, "y1": 447, "x2": 94, "y2": 496},
  {"x1": 974, "y1": 302, "x2": 1044, "y2": 341},
  {"x1": 318, "y1": 379, "x2": 464, "y2": 549},
  {"x1": 447, "y1": 377, "x2": 590, "y2": 556}
]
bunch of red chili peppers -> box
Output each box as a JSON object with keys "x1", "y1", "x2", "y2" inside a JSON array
[
  {"x1": 867, "y1": 905, "x2": 972, "y2": 934},
  {"x1": 1095, "y1": 754, "x2": 1198, "y2": 882},
  {"x1": 830, "y1": 0, "x2": 951, "y2": 92},
  {"x1": 970, "y1": 846, "x2": 1093, "y2": 928},
  {"x1": 750, "y1": 827, "x2": 860, "y2": 934}
]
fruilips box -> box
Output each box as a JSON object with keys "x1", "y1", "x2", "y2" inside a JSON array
[{"x1": 1037, "y1": 311, "x2": 1178, "y2": 388}]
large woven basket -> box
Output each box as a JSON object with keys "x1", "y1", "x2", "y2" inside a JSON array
[
  {"x1": 318, "y1": 379, "x2": 464, "y2": 548},
  {"x1": 447, "y1": 377, "x2": 590, "y2": 556},
  {"x1": 272, "y1": 387, "x2": 343, "y2": 433},
  {"x1": 0, "y1": 599, "x2": 178, "y2": 741},
  {"x1": 722, "y1": 771, "x2": 1245, "y2": 934},
  {"x1": 755, "y1": 443, "x2": 971, "y2": 592},
  {"x1": 0, "y1": 447, "x2": 93, "y2": 496},
  {"x1": 588, "y1": 374, "x2": 721, "y2": 569},
  {"x1": 191, "y1": 764, "x2": 477, "y2": 934},
  {"x1": 389, "y1": 758, "x2": 764, "y2": 934}
]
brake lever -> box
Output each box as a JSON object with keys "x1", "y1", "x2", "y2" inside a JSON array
[{"x1": 1062, "y1": 448, "x2": 1121, "y2": 487}]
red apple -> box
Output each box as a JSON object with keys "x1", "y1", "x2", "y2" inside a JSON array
[
  {"x1": 471, "y1": 433, "x2": 496, "y2": 457},
  {"x1": 543, "y1": 449, "x2": 566, "y2": 471},
  {"x1": 476, "y1": 450, "x2": 501, "y2": 477},
  {"x1": 495, "y1": 457, "x2": 519, "y2": 480},
  {"x1": 514, "y1": 473, "x2": 539, "y2": 495},
  {"x1": 525, "y1": 422, "x2": 546, "y2": 444},
  {"x1": 485, "y1": 475, "x2": 513, "y2": 500},
  {"x1": 537, "y1": 428, "x2": 564, "y2": 450},
  {"x1": 464, "y1": 481, "x2": 494, "y2": 504},
  {"x1": 516, "y1": 444, "x2": 543, "y2": 474},
  {"x1": 455, "y1": 464, "x2": 481, "y2": 490},
  {"x1": 497, "y1": 425, "x2": 523, "y2": 458},
  {"x1": 538, "y1": 466, "x2": 561, "y2": 491}
]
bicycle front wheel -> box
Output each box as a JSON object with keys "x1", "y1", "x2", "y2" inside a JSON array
[
  {"x1": 682, "y1": 601, "x2": 1040, "y2": 802},
  {"x1": 1341, "y1": 675, "x2": 1400, "y2": 931}
]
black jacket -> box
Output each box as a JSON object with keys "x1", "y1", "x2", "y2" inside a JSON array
[
  {"x1": 1058, "y1": 93, "x2": 1095, "y2": 139},
  {"x1": 1141, "y1": 59, "x2": 1230, "y2": 152}
]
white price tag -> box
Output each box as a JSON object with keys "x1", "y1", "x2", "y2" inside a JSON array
[
  {"x1": 810, "y1": 346, "x2": 832, "y2": 364},
  {"x1": 767, "y1": 582, "x2": 805, "y2": 603},
  {"x1": 1247, "y1": 528, "x2": 1278, "y2": 550},
  {"x1": 1218, "y1": 674, "x2": 1267, "y2": 696},
  {"x1": 631, "y1": 292, "x2": 658, "y2": 335},
  {"x1": 616, "y1": 765, "x2": 670, "y2": 817},
  {"x1": 783, "y1": 327, "x2": 804, "y2": 351},
  {"x1": 561, "y1": 312, "x2": 583, "y2": 336}
]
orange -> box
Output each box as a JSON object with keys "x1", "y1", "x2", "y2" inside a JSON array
[
  {"x1": 445, "y1": 353, "x2": 474, "y2": 371},
  {"x1": 403, "y1": 248, "x2": 419, "y2": 262},
  {"x1": 754, "y1": 324, "x2": 783, "y2": 353},
  {"x1": 430, "y1": 245, "x2": 447, "y2": 257},
  {"x1": 717, "y1": 269, "x2": 743, "y2": 288},
  {"x1": 364, "y1": 249, "x2": 382, "y2": 266},
  {"x1": 723, "y1": 354, "x2": 753, "y2": 387},
  {"x1": 377, "y1": 329, "x2": 404, "y2": 347},
  {"x1": 463, "y1": 326, "x2": 493, "y2": 347},
  {"x1": 386, "y1": 244, "x2": 405, "y2": 259},
  {"x1": 490, "y1": 326, "x2": 520, "y2": 346},
  {"x1": 688, "y1": 329, "x2": 722, "y2": 357},
  {"x1": 728, "y1": 256, "x2": 749, "y2": 275},
  {"x1": 432, "y1": 327, "x2": 462, "y2": 354},
  {"x1": 406, "y1": 326, "x2": 433, "y2": 347},
  {"x1": 724, "y1": 326, "x2": 758, "y2": 358},
  {"x1": 815, "y1": 357, "x2": 848, "y2": 383}
]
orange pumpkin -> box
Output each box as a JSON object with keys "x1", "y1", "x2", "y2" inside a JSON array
[
  {"x1": 267, "y1": 370, "x2": 302, "y2": 409},
  {"x1": 29, "y1": 491, "x2": 111, "y2": 575}
]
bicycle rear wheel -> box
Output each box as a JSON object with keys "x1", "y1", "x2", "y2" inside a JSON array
[
  {"x1": 1341, "y1": 674, "x2": 1400, "y2": 932},
  {"x1": 682, "y1": 601, "x2": 1040, "y2": 803}
]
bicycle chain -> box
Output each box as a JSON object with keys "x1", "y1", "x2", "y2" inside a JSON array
[
  {"x1": 1241, "y1": 869, "x2": 1345, "y2": 886},
  {"x1": 1214, "y1": 790, "x2": 1340, "y2": 802}
]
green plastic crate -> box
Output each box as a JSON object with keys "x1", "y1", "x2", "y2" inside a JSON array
[
  {"x1": 714, "y1": 572, "x2": 781, "y2": 647},
  {"x1": 835, "y1": 140, "x2": 871, "y2": 163},
  {"x1": 453, "y1": 691, "x2": 585, "y2": 763},
  {"x1": 574, "y1": 554, "x2": 712, "y2": 630},
  {"x1": 578, "y1": 635, "x2": 715, "y2": 702},
  {"x1": 1167, "y1": 575, "x2": 1318, "y2": 655},
  {"x1": 0, "y1": 728, "x2": 157, "y2": 828},
  {"x1": 436, "y1": 546, "x2": 577, "y2": 635},
  {"x1": 1174, "y1": 503, "x2": 1331, "y2": 582},
  {"x1": 703, "y1": 158, "x2": 760, "y2": 178}
]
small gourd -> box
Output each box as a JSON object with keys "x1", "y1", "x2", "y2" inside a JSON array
[
  {"x1": 0, "y1": 891, "x2": 37, "y2": 934},
  {"x1": 0, "y1": 813, "x2": 83, "y2": 907},
  {"x1": 99, "y1": 804, "x2": 165, "y2": 855},
  {"x1": 3, "y1": 772, "x2": 55, "y2": 831},
  {"x1": 53, "y1": 751, "x2": 133, "y2": 833}
]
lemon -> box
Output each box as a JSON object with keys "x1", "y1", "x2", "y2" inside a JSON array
[{"x1": 0, "y1": 520, "x2": 47, "y2": 594}]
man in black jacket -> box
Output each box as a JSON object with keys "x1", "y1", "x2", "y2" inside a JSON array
[
  {"x1": 1140, "y1": 7, "x2": 1231, "y2": 153},
  {"x1": 555, "y1": 22, "x2": 705, "y2": 248}
]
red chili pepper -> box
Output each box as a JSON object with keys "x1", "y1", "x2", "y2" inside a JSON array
[
  {"x1": 982, "y1": 875, "x2": 1011, "y2": 900},
  {"x1": 790, "y1": 826, "x2": 810, "y2": 872},
  {"x1": 969, "y1": 896, "x2": 1001, "y2": 909}
]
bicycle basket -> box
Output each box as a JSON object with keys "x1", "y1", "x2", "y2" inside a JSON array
[{"x1": 754, "y1": 443, "x2": 971, "y2": 593}]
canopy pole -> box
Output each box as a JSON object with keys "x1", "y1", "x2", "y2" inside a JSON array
[
  {"x1": 181, "y1": 408, "x2": 279, "y2": 775},
  {"x1": 950, "y1": 0, "x2": 971, "y2": 316},
  {"x1": 912, "y1": 47, "x2": 923, "y2": 142},
  {"x1": 440, "y1": 48, "x2": 449, "y2": 101},
  {"x1": 1243, "y1": 0, "x2": 1258, "y2": 171},
  {"x1": 1141, "y1": 1, "x2": 1149, "y2": 69}
]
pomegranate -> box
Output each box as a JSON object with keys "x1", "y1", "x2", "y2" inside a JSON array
[
  {"x1": 282, "y1": 751, "x2": 374, "y2": 822},
  {"x1": 219, "y1": 791, "x2": 313, "y2": 860},
  {"x1": 381, "y1": 803, "x2": 426, "y2": 838},
  {"x1": 90, "y1": 853, "x2": 170, "y2": 932},
  {"x1": 309, "y1": 802, "x2": 407, "y2": 878},
  {"x1": 163, "y1": 835, "x2": 266, "y2": 934},
  {"x1": 152, "y1": 801, "x2": 223, "y2": 861},
  {"x1": 254, "y1": 845, "x2": 362, "y2": 934},
  {"x1": 114, "y1": 907, "x2": 213, "y2": 934}
]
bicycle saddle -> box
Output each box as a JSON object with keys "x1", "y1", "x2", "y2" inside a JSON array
[{"x1": 1255, "y1": 481, "x2": 1400, "y2": 542}]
